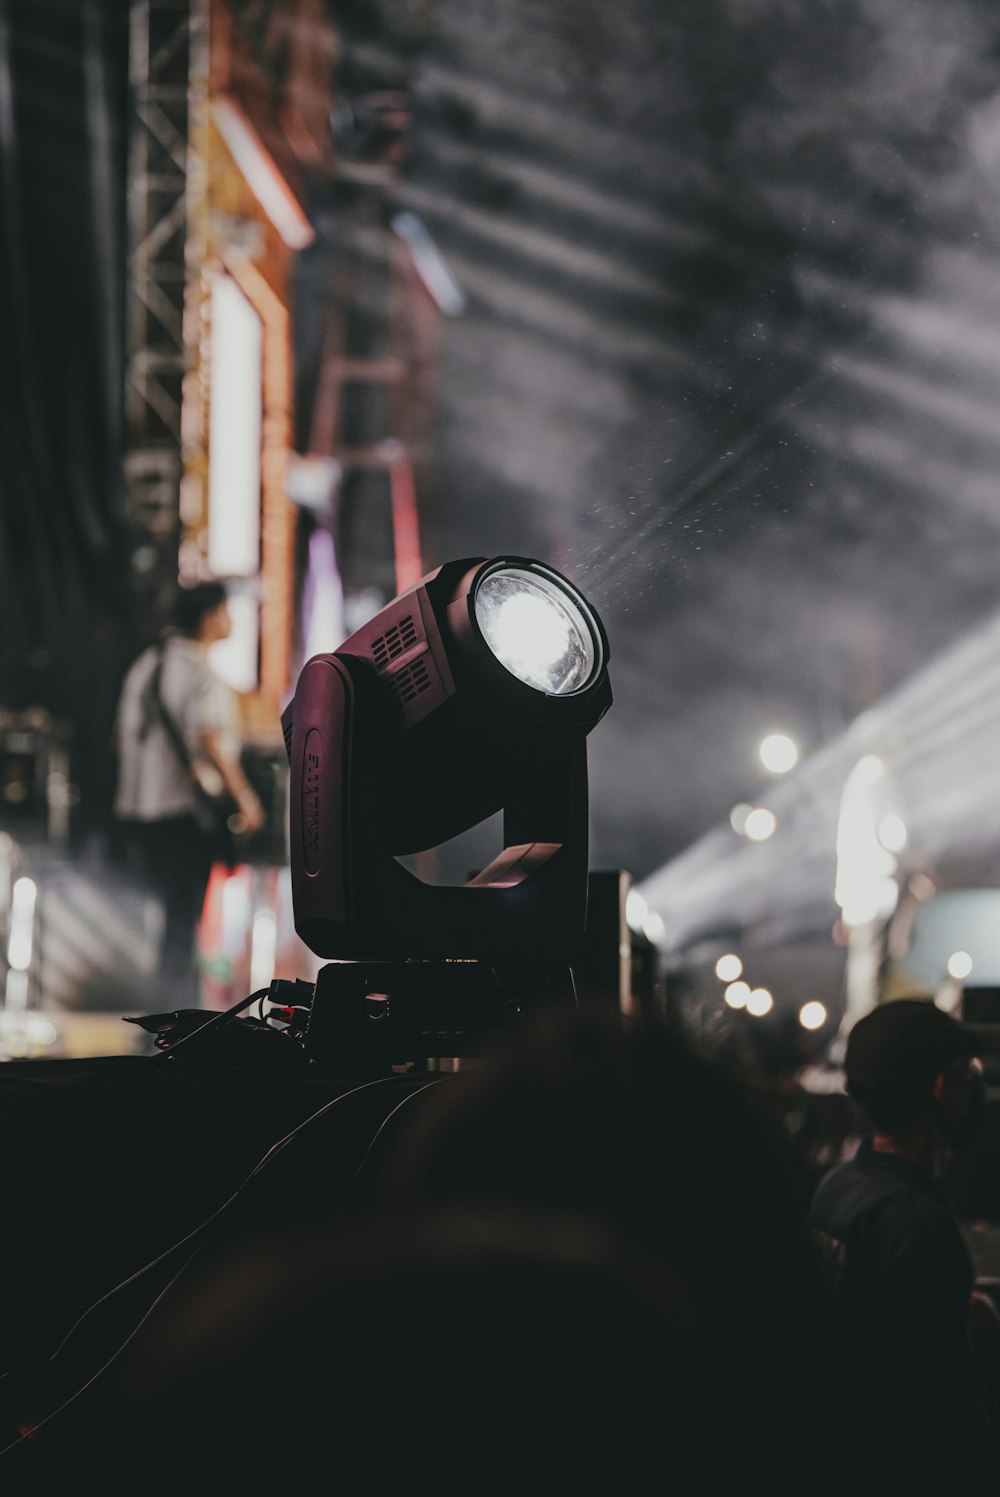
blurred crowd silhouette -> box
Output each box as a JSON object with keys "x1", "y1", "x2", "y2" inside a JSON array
[
  {"x1": 5, "y1": 1001, "x2": 848, "y2": 1493},
  {"x1": 4, "y1": 994, "x2": 1000, "y2": 1494}
]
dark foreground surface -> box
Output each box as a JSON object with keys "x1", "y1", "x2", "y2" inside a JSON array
[{"x1": 4, "y1": 1028, "x2": 1000, "y2": 1492}]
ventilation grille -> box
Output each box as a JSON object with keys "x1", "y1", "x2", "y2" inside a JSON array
[
  {"x1": 372, "y1": 614, "x2": 418, "y2": 669},
  {"x1": 391, "y1": 658, "x2": 432, "y2": 705}
]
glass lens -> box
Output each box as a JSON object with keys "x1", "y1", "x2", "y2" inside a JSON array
[{"x1": 473, "y1": 567, "x2": 596, "y2": 694}]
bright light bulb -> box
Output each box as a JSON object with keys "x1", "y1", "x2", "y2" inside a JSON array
[
  {"x1": 3, "y1": 968, "x2": 29, "y2": 1013},
  {"x1": 841, "y1": 876, "x2": 900, "y2": 928},
  {"x1": 746, "y1": 986, "x2": 774, "y2": 1017},
  {"x1": 725, "y1": 980, "x2": 750, "y2": 1009},
  {"x1": 6, "y1": 877, "x2": 37, "y2": 973},
  {"x1": 730, "y1": 803, "x2": 752, "y2": 834},
  {"x1": 947, "y1": 950, "x2": 973, "y2": 981},
  {"x1": 643, "y1": 911, "x2": 666, "y2": 944},
  {"x1": 475, "y1": 568, "x2": 595, "y2": 694},
  {"x1": 11, "y1": 876, "x2": 37, "y2": 912},
  {"x1": 27, "y1": 1015, "x2": 57, "y2": 1047},
  {"x1": 744, "y1": 808, "x2": 777, "y2": 842},
  {"x1": 759, "y1": 733, "x2": 799, "y2": 774},
  {"x1": 625, "y1": 889, "x2": 648, "y2": 932},
  {"x1": 495, "y1": 594, "x2": 570, "y2": 667},
  {"x1": 250, "y1": 909, "x2": 278, "y2": 992},
  {"x1": 877, "y1": 814, "x2": 908, "y2": 853},
  {"x1": 799, "y1": 1001, "x2": 827, "y2": 1031},
  {"x1": 715, "y1": 953, "x2": 743, "y2": 982}
]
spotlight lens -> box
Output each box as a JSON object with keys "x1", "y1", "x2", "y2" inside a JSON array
[
  {"x1": 799, "y1": 1001, "x2": 827, "y2": 1031},
  {"x1": 474, "y1": 568, "x2": 596, "y2": 695}
]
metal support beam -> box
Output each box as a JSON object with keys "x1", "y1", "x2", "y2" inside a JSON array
[{"x1": 123, "y1": 0, "x2": 205, "y2": 559}]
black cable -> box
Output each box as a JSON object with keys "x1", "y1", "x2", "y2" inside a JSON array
[
  {"x1": 348, "y1": 1077, "x2": 444, "y2": 1185},
  {"x1": 0, "y1": 1068, "x2": 408, "y2": 1457},
  {"x1": 154, "y1": 987, "x2": 270, "y2": 1059}
]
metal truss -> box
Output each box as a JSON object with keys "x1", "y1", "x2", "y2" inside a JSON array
[{"x1": 123, "y1": 0, "x2": 207, "y2": 546}]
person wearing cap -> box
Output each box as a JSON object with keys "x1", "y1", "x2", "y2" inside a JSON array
[{"x1": 811, "y1": 998, "x2": 1000, "y2": 1491}]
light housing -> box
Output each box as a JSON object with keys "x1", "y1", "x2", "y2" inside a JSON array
[{"x1": 281, "y1": 556, "x2": 611, "y2": 964}]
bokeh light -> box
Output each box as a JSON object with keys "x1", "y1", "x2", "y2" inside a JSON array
[
  {"x1": 730, "y1": 803, "x2": 752, "y2": 834},
  {"x1": 877, "y1": 814, "x2": 908, "y2": 853},
  {"x1": 759, "y1": 733, "x2": 799, "y2": 774},
  {"x1": 724, "y1": 981, "x2": 750, "y2": 1009},
  {"x1": 744, "y1": 808, "x2": 777, "y2": 842},
  {"x1": 746, "y1": 986, "x2": 774, "y2": 1017}
]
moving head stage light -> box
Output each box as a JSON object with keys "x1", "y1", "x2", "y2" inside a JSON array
[{"x1": 280, "y1": 555, "x2": 612, "y2": 1067}]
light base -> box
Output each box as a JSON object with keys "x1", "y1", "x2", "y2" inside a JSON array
[{"x1": 302, "y1": 958, "x2": 579, "y2": 1068}]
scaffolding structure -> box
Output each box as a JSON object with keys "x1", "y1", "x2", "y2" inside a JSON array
[
  {"x1": 123, "y1": 0, "x2": 460, "y2": 655},
  {"x1": 303, "y1": 87, "x2": 464, "y2": 609},
  {"x1": 123, "y1": 0, "x2": 202, "y2": 574},
  {"x1": 123, "y1": 0, "x2": 336, "y2": 716}
]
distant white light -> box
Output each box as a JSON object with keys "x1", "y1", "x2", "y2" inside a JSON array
[
  {"x1": 206, "y1": 274, "x2": 262, "y2": 694},
  {"x1": 11, "y1": 876, "x2": 36, "y2": 912},
  {"x1": 643, "y1": 911, "x2": 666, "y2": 945},
  {"x1": 715, "y1": 953, "x2": 743, "y2": 982},
  {"x1": 759, "y1": 733, "x2": 799, "y2": 774},
  {"x1": 730, "y1": 802, "x2": 752, "y2": 834},
  {"x1": 221, "y1": 869, "x2": 253, "y2": 953},
  {"x1": 208, "y1": 275, "x2": 262, "y2": 576},
  {"x1": 725, "y1": 980, "x2": 751, "y2": 1009},
  {"x1": 287, "y1": 454, "x2": 342, "y2": 514},
  {"x1": 7, "y1": 877, "x2": 37, "y2": 972},
  {"x1": 840, "y1": 877, "x2": 900, "y2": 929},
  {"x1": 947, "y1": 950, "x2": 974, "y2": 981},
  {"x1": 835, "y1": 756, "x2": 900, "y2": 929},
  {"x1": 3, "y1": 968, "x2": 29, "y2": 1013},
  {"x1": 744, "y1": 808, "x2": 777, "y2": 842},
  {"x1": 0, "y1": 831, "x2": 14, "y2": 912},
  {"x1": 212, "y1": 98, "x2": 315, "y2": 248},
  {"x1": 877, "y1": 814, "x2": 908, "y2": 854},
  {"x1": 250, "y1": 909, "x2": 278, "y2": 993},
  {"x1": 746, "y1": 986, "x2": 774, "y2": 1017},
  {"x1": 392, "y1": 212, "x2": 467, "y2": 316},
  {"x1": 625, "y1": 889, "x2": 649, "y2": 932},
  {"x1": 0, "y1": 1007, "x2": 57, "y2": 1058},
  {"x1": 28, "y1": 1016, "x2": 58, "y2": 1047},
  {"x1": 799, "y1": 1001, "x2": 828, "y2": 1031}
]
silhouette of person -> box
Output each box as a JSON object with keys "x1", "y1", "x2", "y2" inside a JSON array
[
  {"x1": 113, "y1": 580, "x2": 265, "y2": 1009},
  {"x1": 75, "y1": 1004, "x2": 848, "y2": 1496},
  {"x1": 811, "y1": 998, "x2": 1000, "y2": 1492}
]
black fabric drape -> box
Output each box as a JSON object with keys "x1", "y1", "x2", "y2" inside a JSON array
[{"x1": 0, "y1": 0, "x2": 136, "y2": 840}]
